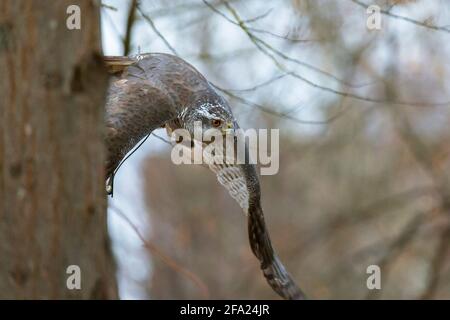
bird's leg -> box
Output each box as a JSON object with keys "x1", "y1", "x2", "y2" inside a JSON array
[{"x1": 105, "y1": 173, "x2": 114, "y2": 196}]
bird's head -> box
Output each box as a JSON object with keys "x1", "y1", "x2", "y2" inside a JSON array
[{"x1": 181, "y1": 101, "x2": 236, "y2": 140}]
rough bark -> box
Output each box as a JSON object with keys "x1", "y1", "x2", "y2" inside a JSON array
[{"x1": 0, "y1": 0, "x2": 117, "y2": 298}]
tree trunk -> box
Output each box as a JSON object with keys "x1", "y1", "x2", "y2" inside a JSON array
[{"x1": 0, "y1": 0, "x2": 117, "y2": 298}]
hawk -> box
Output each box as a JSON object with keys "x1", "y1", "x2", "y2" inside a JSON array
[{"x1": 104, "y1": 53, "x2": 305, "y2": 300}]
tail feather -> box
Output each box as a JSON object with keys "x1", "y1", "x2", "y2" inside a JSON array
[
  {"x1": 248, "y1": 202, "x2": 306, "y2": 300},
  {"x1": 262, "y1": 255, "x2": 306, "y2": 300}
]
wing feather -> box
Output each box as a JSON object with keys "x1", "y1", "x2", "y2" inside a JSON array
[
  {"x1": 202, "y1": 140, "x2": 306, "y2": 300},
  {"x1": 208, "y1": 163, "x2": 249, "y2": 212}
]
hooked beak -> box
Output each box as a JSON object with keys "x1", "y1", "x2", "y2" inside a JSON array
[{"x1": 222, "y1": 122, "x2": 234, "y2": 134}]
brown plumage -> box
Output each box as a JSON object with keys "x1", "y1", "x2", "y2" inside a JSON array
[{"x1": 104, "y1": 53, "x2": 306, "y2": 300}]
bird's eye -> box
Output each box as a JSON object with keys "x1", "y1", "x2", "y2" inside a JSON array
[{"x1": 211, "y1": 119, "x2": 222, "y2": 127}]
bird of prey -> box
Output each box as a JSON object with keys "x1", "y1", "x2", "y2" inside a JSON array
[{"x1": 104, "y1": 53, "x2": 305, "y2": 300}]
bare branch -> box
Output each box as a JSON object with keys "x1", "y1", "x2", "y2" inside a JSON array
[
  {"x1": 123, "y1": 0, "x2": 138, "y2": 55},
  {"x1": 350, "y1": 0, "x2": 450, "y2": 34},
  {"x1": 110, "y1": 205, "x2": 210, "y2": 299},
  {"x1": 201, "y1": 0, "x2": 318, "y2": 43},
  {"x1": 203, "y1": 0, "x2": 365, "y2": 88},
  {"x1": 101, "y1": 2, "x2": 118, "y2": 11},
  {"x1": 151, "y1": 131, "x2": 174, "y2": 145},
  {"x1": 242, "y1": 8, "x2": 273, "y2": 24},
  {"x1": 214, "y1": 83, "x2": 344, "y2": 125},
  {"x1": 136, "y1": 4, "x2": 178, "y2": 56},
  {"x1": 218, "y1": 72, "x2": 290, "y2": 92},
  {"x1": 216, "y1": 0, "x2": 450, "y2": 107}
]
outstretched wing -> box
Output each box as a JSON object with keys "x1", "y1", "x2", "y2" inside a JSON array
[
  {"x1": 103, "y1": 55, "x2": 180, "y2": 190},
  {"x1": 203, "y1": 140, "x2": 306, "y2": 300},
  {"x1": 103, "y1": 53, "x2": 217, "y2": 185}
]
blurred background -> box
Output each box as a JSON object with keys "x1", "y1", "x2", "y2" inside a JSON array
[{"x1": 102, "y1": 0, "x2": 450, "y2": 299}]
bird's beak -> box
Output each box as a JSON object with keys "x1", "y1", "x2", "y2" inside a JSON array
[{"x1": 222, "y1": 122, "x2": 234, "y2": 134}]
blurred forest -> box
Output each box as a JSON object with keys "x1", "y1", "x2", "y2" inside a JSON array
[
  {"x1": 103, "y1": 0, "x2": 450, "y2": 299},
  {"x1": 1, "y1": 0, "x2": 449, "y2": 300}
]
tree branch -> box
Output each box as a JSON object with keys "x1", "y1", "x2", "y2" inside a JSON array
[
  {"x1": 350, "y1": 0, "x2": 450, "y2": 34},
  {"x1": 123, "y1": 0, "x2": 138, "y2": 55}
]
